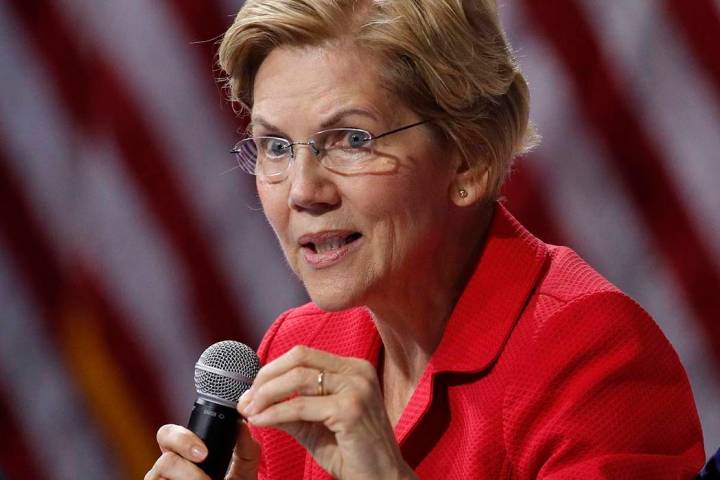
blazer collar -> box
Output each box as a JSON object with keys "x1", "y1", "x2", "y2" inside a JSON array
[{"x1": 427, "y1": 202, "x2": 548, "y2": 375}]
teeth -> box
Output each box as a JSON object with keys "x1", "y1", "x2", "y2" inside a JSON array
[{"x1": 315, "y1": 237, "x2": 345, "y2": 254}]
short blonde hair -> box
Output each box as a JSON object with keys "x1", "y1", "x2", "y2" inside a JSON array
[{"x1": 218, "y1": 0, "x2": 537, "y2": 198}]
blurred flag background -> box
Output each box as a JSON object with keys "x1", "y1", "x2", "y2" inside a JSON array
[{"x1": 0, "y1": 1, "x2": 718, "y2": 478}]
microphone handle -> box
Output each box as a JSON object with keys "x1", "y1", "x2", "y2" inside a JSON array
[{"x1": 187, "y1": 398, "x2": 240, "y2": 480}]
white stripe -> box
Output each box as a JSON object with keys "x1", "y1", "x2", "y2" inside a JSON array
[
  {"x1": 0, "y1": 4, "x2": 78, "y2": 258},
  {"x1": 0, "y1": 4, "x2": 202, "y2": 420},
  {"x1": 579, "y1": 0, "x2": 720, "y2": 278},
  {"x1": 0, "y1": 242, "x2": 118, "y2": 480},
  {"x1": 57, "y1": 0, "x2": 306, "y2": 342},
  {"x1": 77, "y1": 141, "x2": 205, "y2": 418},
  {"x1": 501, "y1": 2, "x2": 720, "y2": 457}
]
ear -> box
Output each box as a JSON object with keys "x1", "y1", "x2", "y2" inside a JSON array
[{"x1": 449, "y1": 155, "x2": 490, "y2": 207}]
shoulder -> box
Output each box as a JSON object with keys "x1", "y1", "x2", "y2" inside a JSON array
[
  {"x1": 526, "y1": 245, "x2": 674, "y2": 354},
  {"x1": 536, "y1": 244, "x2": 621, "y2": 305},
  {"x1": 256, "y1": 303, "x2": 369, "y2": 364},
  {"x1": 514, "y1": 244, "x2": 689, "y2": 405},
  {"x1": 501, "y1": 246, "x2": 705, "y2": 476}
]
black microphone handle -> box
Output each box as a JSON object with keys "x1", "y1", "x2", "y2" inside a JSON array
[{"x1": 187, "y1": 398, "x2": 240, "y2": 480}]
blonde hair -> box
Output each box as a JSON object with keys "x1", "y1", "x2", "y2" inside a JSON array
[{"x1": 218, "y1": 0, "x2": 537, "y2": 198}]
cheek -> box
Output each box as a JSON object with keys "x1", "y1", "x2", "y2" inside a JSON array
[
  {"x1": 376, "y1": 179, "x2": 450, "y2": 250},
  {"x1": 258, "y1": 184, "x2": 290, "y2": 238},
  {"x1": 360, "y1": 185, "x2": 433, "y2": 246}
]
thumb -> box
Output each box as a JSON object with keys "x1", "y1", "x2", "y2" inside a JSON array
[{"x1": 226, "y1": 420, "x2": 260, "y2": 480}]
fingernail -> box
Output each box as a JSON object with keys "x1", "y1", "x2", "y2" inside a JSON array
[
  {"x1": 191, "y1": 445, "x2": 205, "y2": 459},
  {"x1": 237, "y1": 391, "x2": 249, "y2": 409},
  {"x1": 245, "y1": 400, "x2": 257, "y2": 416}
]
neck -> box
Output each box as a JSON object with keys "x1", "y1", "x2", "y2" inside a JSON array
[{"x1": 368, "y1": 203, "x2": 494, "y2": 387}]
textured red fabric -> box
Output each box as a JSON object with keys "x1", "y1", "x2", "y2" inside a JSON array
[{"x1": 250, "y1": 203, "x2": 705, "y2": 479}]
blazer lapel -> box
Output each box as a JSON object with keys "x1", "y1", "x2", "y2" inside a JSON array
[{"x1": 395, "y1": 203, "x2": 549, "y2": 445}]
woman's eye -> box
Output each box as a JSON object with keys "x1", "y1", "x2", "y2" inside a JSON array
[
  {"x1": 265, "y1": 138, "x2": 290, "y2": 156},
  {"x1": 346, "y1": 130, "x2": 371, "y2": 148}
]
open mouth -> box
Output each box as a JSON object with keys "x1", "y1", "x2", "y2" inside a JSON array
[{"x1": 301, "y1": 232, "x2": 363, "y2": 254}]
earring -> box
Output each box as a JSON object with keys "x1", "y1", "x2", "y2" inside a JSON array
[{"x1": 458, "y1": 188, "x2": 468, "y2": 199}]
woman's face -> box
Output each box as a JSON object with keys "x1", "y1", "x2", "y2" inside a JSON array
[{"x1": 252, "y1": 44, "x2": 462, "y2": 311}]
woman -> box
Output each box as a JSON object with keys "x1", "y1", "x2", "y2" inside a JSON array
[{"x1": 146, "y1": 0, "x2": 705, "y2": 478}]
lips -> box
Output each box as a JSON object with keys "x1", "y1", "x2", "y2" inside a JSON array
[{"x1": 298, "y1": 230, "x2": 363, "y2": 268}]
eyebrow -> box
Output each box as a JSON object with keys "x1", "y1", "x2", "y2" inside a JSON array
[
  {"x1": 247, "y1": 118, "x2": 287, "y2": 137},
  {"x1": 249, "y1": 108, "x2": 380, "y2": 136},
  {"x1": 318, "y1": 108, "x2": 379, "y2": 129}
]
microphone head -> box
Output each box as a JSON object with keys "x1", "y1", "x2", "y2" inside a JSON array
[{"x1": 194, "y1": 341, "x2": 261, "y2": 407}]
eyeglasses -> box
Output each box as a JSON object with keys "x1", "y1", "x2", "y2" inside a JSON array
[{"x1": 231, "y1": 120, "x2": 428, "y2": 181}]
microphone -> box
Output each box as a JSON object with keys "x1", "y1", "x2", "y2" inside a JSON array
[{"x1": 187, "y1": 341, "x2": 261, "y2": 480}]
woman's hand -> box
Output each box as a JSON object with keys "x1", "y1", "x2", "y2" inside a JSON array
[
  {"x1": 237, "y1": 345, "x2": 417, "y2": 480},
  {"x1": 145, "y1": 421, "x2": 260, "y2": 479}
]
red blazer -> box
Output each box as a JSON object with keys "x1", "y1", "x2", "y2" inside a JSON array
[{"x1": 250, "y1": 204, "x2": 705, "y2": 479}]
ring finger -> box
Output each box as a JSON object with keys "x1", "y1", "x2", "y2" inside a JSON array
[
  {"x1": 239, "y1": 367, "x2": 335, "y2": 417},
  {"x1": 246, "y1": 393, "x2": 338, "y2": 427}
]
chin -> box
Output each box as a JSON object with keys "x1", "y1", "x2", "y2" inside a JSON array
[{"x1": 304, "y1": 281, "x2": 366, "y2": 312}]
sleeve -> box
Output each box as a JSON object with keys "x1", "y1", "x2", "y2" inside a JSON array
[{"x1": 503, "y1": 291, "x2": 705, "y2": 479}]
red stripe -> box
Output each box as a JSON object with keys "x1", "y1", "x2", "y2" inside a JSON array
[
  {"x1": 0, "y1": 150, "x2": 170, "y2": 441},
  {"x1": 166, "y1": 0, "x2": 230, "y2": 64},
  {"x1": 0, "y1": 393, "x2": 47, "y2": 480},
  {"x1": 0, "y1": 159, "x2": 64, "y2": 323},
  {"x1": 522, "y1": 0, "x2": 720, "y2": 367},
  {"x1": 501, "y1": 160, "x2": 567, "y2": 247},
  {"x1": 166, "y1": 0, "x2": 248, "y2": 126},
  {"x1": 8, "y1": 0, "x2": 251, "y2": 346},
  {"x1": 665, "y1": 0, "x2": 720, "y2": 101}
]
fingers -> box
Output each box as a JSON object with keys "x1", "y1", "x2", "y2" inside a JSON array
[
  {"x1": 156, "y1": 424, "x2": 207, "y2": 461},
  {"x1": 239, "y1": 366, "x2": 335, "y2": 417},
  {"x1": 240, "y1": 345, "x2": 373, "y2": 408},
  {"x1": 245, "y1": 394, "x2": 338, "y2": 427},
  {"x1": 253, "y1": 345, "x2": 373, "y2": 386},
  {"x1": 234, "y1": 347, "x2": 410, "y2": 480},
  {"x1": 145, "y1": 424, "x2": 209, "y2": 480},
  {"x1": 238, "y1": 345, "x2": 378, "y2": 425},
  {"x1": 226, "y1": 421, "x2": 260, "y2": 480},
  {"x1": 144, "y1": 451, "x2": 210, "y2": 480},
  {"x1": 150, "y1": 423, "x2": 261, "y2": 480}
]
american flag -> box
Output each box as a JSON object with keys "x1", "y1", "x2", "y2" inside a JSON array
[{"x1": 0, "y1": 1, "x2": 718, "y2": 478}]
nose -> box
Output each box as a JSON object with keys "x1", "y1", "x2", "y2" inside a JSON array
[{"x1": 288, "y1": 147, "x2": 340, "y2": 214}]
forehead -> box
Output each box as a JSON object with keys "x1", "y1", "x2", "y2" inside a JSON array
[{"x1": 251, "y1": 44, "x2": 400, "y2": 127}]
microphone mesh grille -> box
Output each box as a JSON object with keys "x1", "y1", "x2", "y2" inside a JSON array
[{"x1": 194, "y1": 341, "x2": 261, "y2": 404}]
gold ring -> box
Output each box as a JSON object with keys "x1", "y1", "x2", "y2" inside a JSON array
[{"x1": 317, "y1": 370, "x2": 326, "y2": 396}]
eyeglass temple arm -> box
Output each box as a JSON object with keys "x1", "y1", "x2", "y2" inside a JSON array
[{"x1": 370, "y1": 120, "x2": 429, "y2": 140}]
